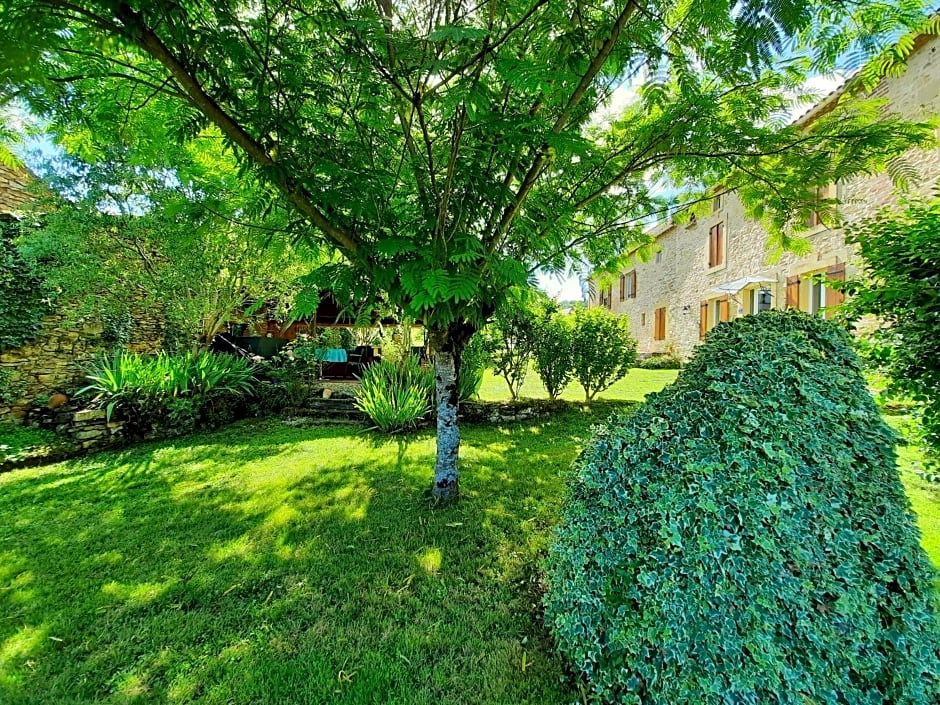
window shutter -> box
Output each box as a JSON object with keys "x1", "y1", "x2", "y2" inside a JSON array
[
  {"x1": 619, "y1": 274, "x2": 626, "y2": 301},
  {"x1": 719, "y1": 296, "x2": 730, "y2": 322},
  {"x1": 786, "y1": 276, "x2": 800, "y2": 309},
  {"x1": 630, "y1": 271, "x2": 637, "y2": 298},
  {"x1": 654, "y1": 307, "x2": 666, "y2": 340},
  {"x1": 699, "y1": 301, "x2": 708, "y2": 339},
  {"x1": 826, "y1": 264, "x2": 846, "y2": 307}
]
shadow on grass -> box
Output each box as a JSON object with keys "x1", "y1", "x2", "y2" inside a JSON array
[{"x1": 0, "y1": 411, "x2": 617, "y2": 705}]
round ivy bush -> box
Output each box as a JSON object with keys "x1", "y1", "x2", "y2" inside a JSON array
[{"x1": 545, "y1": 310, "x2": 940, "y2": 705}]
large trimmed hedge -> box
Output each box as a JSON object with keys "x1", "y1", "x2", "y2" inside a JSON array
[{"x1": 545, "y1": 311, "x2": 939, "y2": 704}]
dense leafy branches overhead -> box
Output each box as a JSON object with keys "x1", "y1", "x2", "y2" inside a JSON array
[
  {"x1": 1, "y1": 0, "x2": 936, "y2": 332},
  {"x1": 546, "y1": 311, "x2": 940, "y2": 704}
]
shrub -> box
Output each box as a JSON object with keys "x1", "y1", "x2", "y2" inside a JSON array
[
  {"x1": 0, "y1": 221, "x2": 51, "y2": 353},
  {"x1": 457, "y1": 333, "x2": 486, "y2": 402},
  {"x1": 481, "y1": 289, "x2": 548, "y2": 400},
  {"x1": 634, "y1": 354, "x2": 683, "y2": 370},
  {"x1": 80, "y1": 351, "x2": 255, "y2": 434},
  {"x1": 545, "y1": 311, "x2": 940, "y2": 705},
  {"x1": 841, "y1": 196, "x2": 940, "y2": 462},
  {"x1": 355, "y1": 357, "x2": 434, "y2": 433},
  {"x1": 533, "y1": 312, "x2": 574, "y2": 399},
  {"x1": 569, "y1": 306, "x2": 636, "y2": 400}
]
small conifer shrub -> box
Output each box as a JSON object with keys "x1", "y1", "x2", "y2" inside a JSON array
[{"x1": 545, "y1": 311, "x2": 939, "y2": 705}]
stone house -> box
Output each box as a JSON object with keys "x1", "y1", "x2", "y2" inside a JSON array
[{"x1": 594, "y1": 32, "x2": 940, "y2": 359}]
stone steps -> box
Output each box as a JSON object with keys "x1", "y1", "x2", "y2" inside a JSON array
[{"x1": 283, "y1": 397, "x2": 368, "y2": 424}]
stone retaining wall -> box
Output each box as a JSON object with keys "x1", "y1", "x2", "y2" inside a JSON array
[
  {"x1": 36, "y1": 407, "x2": 127, "y2": 450},
  {"x1": 0, "y1": 311, "x2": 163, "y2": 422}
]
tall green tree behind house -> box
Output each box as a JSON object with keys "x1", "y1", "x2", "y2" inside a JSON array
[{"x1": 2, "y1": 1, "x2": 936, "y2": 501}]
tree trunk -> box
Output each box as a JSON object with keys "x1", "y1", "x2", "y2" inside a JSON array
[{"x1": 428, "y1": 322, "x2": 475, "y2": 505}]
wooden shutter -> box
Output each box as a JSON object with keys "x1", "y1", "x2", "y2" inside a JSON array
[
  {"x1": 630, "y1": 271, "x2": 637, "y2": 299},
  {"x1": 719, "y1": 296, "x2": 730, "y2": 323},
  {"x1": 654, "y1": 307, "x2": 666, "y2": 340},
  {"x1": 826, "y1": 263, "x2": 846, "y2": 309},
  {"x1": 786, "y1": 275, "x2": 800, "y2": 309},
  {"x1": 716, "y1": 223, "x2": 724, "y2": 266},
  {"x1": 619, "y1": 274, "x2": 626, "y2": 301},
  {"x1": 699, "y1": 301, "x2": 708, "y2": 339}
]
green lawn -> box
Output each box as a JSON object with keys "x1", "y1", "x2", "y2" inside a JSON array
[
  {"x1": 0, "y1": 406, "x2": 633, "y2": 705},
  {"x1": 477, "y1": 366, "x2": 679, "y2": 403},
  {"x1": 2, "y1": 368, "x2": 938, "y2": 704},
  {"x1": 887, "y1": 415, "x2": 940, "y2": 585}
]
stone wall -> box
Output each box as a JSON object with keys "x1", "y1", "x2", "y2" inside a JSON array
[
  {"x1": 0, "y1": 162, "x2": 31, "y2": 214},
  {"x1": 598, "y1": 33, "x2": 940, "y2": 359},
  {"x1": 0, "y1": 311, "x2": 164, "y2": 421}
]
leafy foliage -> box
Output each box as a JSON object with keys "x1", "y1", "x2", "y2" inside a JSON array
[
  {"x1": 80, "y1": 351, "x2": 255, "y2": 434},
  {"x1": 569, "y1": 307, "x2": 637, "y2": 401},
  {"x1": 481, "y1": 291, "x2": 547, "y2": 401},
  {"x1": 16, "y1": 147, "x2": 318, "y2": 353},
  {"x1": 2, "y1": 0, "x2": 935, "y2": 489},
  {"x1": 841, "y1": 196, "x2": 940, "y2": 462},
  {"x1": 533, "y1": 312, "x2": 575, "y2": 400},
  {"x1": 545, "y1": 311, "x2": 940, "y2": 704},
  {"x1": 457, "y1": 333, "x2": 486, "y2": 402},
  {"x1": 0, "y1": 220, "x2": 50, "y2": 352},
  {"x1": 355, "y1": 357, "x2": 434, "y2": 433}
]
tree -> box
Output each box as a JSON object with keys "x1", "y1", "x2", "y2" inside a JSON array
[
  {"x1": 841, "y1": 195, "x2": 940, "y2": 460},
  {"x1": 2, "y1": 1, "x2": 936, "y2": 502},
  {"x1": 16, "y1": 145, "x2": 318, "y2": 352},
  {"x1": 569, "y1": 306, "x2": 636, "y2": 400},
  {"x1": 481, "y1": 289, "x2": 546, "y2": 400},
  {"x1": 533, "y1": 311, "x2": 574, "y2": 400}
]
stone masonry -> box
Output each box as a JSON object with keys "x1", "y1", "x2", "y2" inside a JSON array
[
  {"x1": 0, "y1": 312, "x2": 164, "y2": 421},
  {"x1": 597, "y1": 33, "x2": 940, "y2": 358},
  {"x1": 0, "y1": 162, "x2": 31, "y2": 213}
]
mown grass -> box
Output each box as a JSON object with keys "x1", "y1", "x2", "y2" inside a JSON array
[
  {"x1": 477, "y1": 366, "x2": 679, "y2": 403},
  {"x1": 0, "y1": 404, "x2": 633, "y2": 705},
  {"x1": 0, "y1": 424, "x2": 63, "y2": 465},
  {"x1": 887, "y1": 415, "x2": 940, "y2": 590},
  {"x1": 2, "y1": 369, "x2": 938, "y2": 704}
]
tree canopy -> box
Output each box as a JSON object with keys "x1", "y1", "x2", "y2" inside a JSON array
[
  {"x1": 1, "y1": 0, "x2": 937, "y2": 499},
  {"x1": 15, "y1": 139, "x2": 319, "y2": 352}
]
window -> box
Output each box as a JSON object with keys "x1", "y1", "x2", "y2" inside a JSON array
[
  {"x1": 624, "y1": 270, "x2": 637, "y2": 299},
  {"x1": 712, "y1": 194, "x2": 722, "y2": 212},
  {"x1": 806, "y1": 184, "x2": 837, "y2": 228},
  {"x1": 655, "y1": 250, "x2": 663, "y2": 264},
  {"x1": 597, "y1": 285, "x2": 613, "y2": 309},
  {"x1": 750, "y1": 288, "x2": 772, "y2": 314},
  {"x1": 809, "y1": 280, "x2": 826, "y2": 314},
  {"x1": 708, "y1": 222, "x2": 725, "y2": 268},
  {"x1": 654, "y1": 307, "x2": 666, "y2": 340},
  {"x1": 641, "y1": 312, "x2": 647, "y2": 327}
]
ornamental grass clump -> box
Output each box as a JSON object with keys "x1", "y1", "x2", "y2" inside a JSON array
[
  {"x1": 545, "y1": 310, "x2": 940, "y2": 705},
  {"x1": 355, "y1": 356, "x2": 434, "y2": 433},
  {"x1": 81, "y1": 351, "x2": 255, "y2": 433}
]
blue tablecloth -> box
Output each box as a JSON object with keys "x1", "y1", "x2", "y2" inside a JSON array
[{"x1": 315, "y1": 348, "x2": 348, "y2": 363}]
